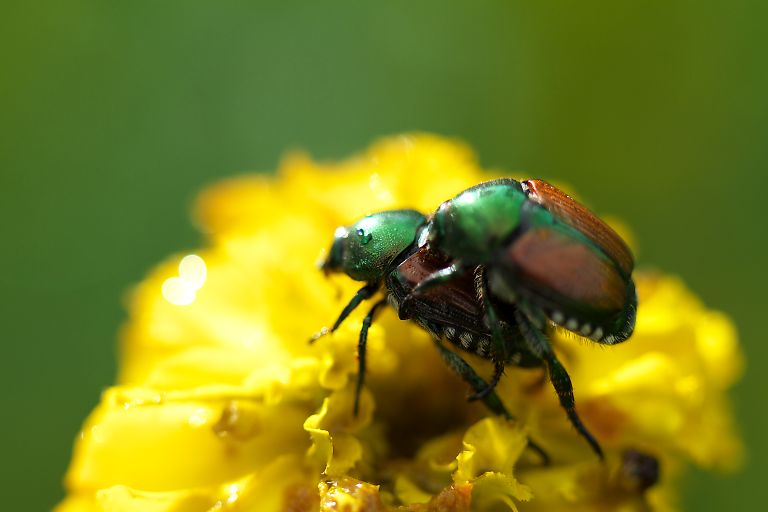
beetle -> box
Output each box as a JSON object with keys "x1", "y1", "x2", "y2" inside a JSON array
[
  {"x1": 313, "y1": 210, "x2": 548, "y2": 461},
  {"x1": 313, "y1": 178, "x2": 636, "y2": 459},
  {"x1": 416, "y1": 178, "x2": 636, "y2": 345},
  {"x1": 408, "y1": 178, "x2": 637, "y2": 457}
]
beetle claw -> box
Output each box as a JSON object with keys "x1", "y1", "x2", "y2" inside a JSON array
[
  {"x1": 309, "y1": 326, "x2": 330, "y2": 344},
  {"x1": 467, "y1": 385, "x2": 494, "y2": 401},
  {"x1": 398, "y1": 294, "x2": 415, "y2": 319}
]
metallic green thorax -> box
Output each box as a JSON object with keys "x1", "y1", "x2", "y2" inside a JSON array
[
  {"x1": 430, "y1": 179, "x2": 528, "y2": 264},
  {"x1": 322, "y1": 209, "x2": 426, "y2": 282}
]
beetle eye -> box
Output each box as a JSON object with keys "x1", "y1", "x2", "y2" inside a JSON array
[{"x1": 322, "y1": 228, "x2": 349, "y2": 275}]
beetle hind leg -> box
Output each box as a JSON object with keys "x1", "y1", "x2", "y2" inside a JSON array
[
  {"x1": 515, "y1": 305, "x2": 604, "y2": 459},
  {"x1": 545, "y1": 353, "x2": 604, "y2": 459}
]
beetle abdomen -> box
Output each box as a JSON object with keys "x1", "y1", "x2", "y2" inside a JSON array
[{"x1": 443, "y1": 326, "x2": 492, "y2": 357}]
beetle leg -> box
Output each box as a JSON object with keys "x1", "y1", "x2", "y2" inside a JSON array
[
  {"x1": 467, "y1": 267, "x2": 507, "y2": 401},
  {"x1": 310, "y1": 282, "x2": 380, "y2": 343},
  {"x1": 399, "y1": 262, "x2": 464, "y2": 318},
  {"x1": 514, "y1": 305, "x2": 604, "y2": 459},
  {"x1": 353, "y1": 298, "x2": 388, "y2": 416},
  {"x1": 432, "y1": 340, "x2": 509, "y2": 418},
  {"x1": 412, "y1": 261, "x2": 463, "y2": 294},
  {"x1": 468, "y1": 359, "x2": 504, "y2": 401},
  {"x1": 431, "y1": 339, "x2": 549, "y2": 464}
]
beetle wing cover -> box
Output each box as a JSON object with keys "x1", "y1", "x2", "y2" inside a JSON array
[
  {"x1": 523, "y1": 179, "x2": 634, "y2": 276},
  {"x1": 391, "y1": 246, "x2": 488, "y2": 335},
  {"x1": 506, "y1": 227, "x2": 630, "y2": 318}
]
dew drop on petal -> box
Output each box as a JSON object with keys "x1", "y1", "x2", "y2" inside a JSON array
[
  {"x1": 162, "y1": 277, "x2": 197, "y2": 306},
  {"x1": 179, "y1": 254, "x2": 207, "y2": 290}
]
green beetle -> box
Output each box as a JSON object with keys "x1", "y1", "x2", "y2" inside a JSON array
[
  {"x1": 419, "y1": 178, "x2": 636, "y2": 344},
  {"x1": 406, "y1": 178, "x2": 637, "y2": 457},
  {"x1": 316, "y1": 178, "x2": 637, "y2": 459}
]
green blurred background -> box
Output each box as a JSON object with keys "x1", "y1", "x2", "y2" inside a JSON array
[{"x1": 1, "y1": 0, "x2": 766, "y2": 509}]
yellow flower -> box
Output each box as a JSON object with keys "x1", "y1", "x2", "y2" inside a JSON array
[{"x1": 58, "y1": 134, "x2": 743, "y2": 512}]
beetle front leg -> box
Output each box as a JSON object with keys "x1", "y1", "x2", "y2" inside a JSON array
[
  {"x1": 399, "y1": 262, "x2": 465, "y2": 318},
  {"x1": 354, "y1": 298, "x2": 387, "y2": 416},
  {"x1": 411, "y1": 262, "x2": 463, "y2": 295},
  {"x1": 514, "y1": 305, "x2": 604, "y2": 459},
  {"x1": 310, "y1": 282, "x2": 380, "y2": 342}
]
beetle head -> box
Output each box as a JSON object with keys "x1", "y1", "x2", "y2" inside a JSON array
[{"x1": 321, "y1": 210, "x2": 426, "y2": 282}]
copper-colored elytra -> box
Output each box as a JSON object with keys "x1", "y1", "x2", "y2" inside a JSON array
[
  {"x1": 395, "y1": 246, "x2": 483, "y2": 325},
  {"x1": 508, "y1": 228, "x2": 628, "y2": 314},
  {"x1": 522, "y1": 179, "x2": 634, "y2": 276},
  {"x1": 395, "y1": 245, "x2": 449, "y2": 286}
]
